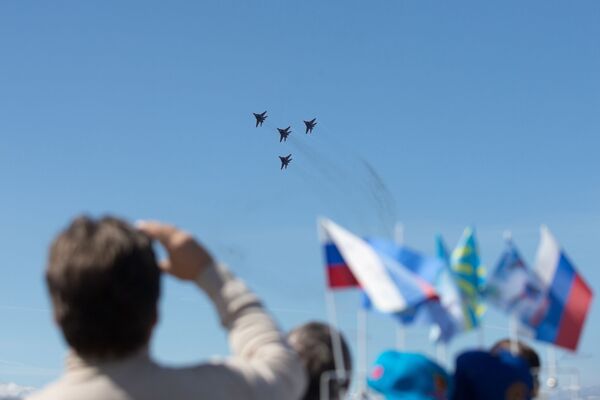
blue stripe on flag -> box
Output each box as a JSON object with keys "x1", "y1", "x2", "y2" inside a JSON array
[{"x1": 324, "y1": 243, "x2": 344, "y2": 266}]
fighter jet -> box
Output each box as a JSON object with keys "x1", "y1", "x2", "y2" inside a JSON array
[
  {"x1": 277, "y1": 126, "x2": 292, "y2": 142},
  {"x1": 253, "y1": 111, "x2": 267, "y2": 127},
  {"x1": 279, "y1": 154, "x2": 292, "y2": 170},
  {"x1": 304, "y1": 118, "x2": 317, "y2": 134}
]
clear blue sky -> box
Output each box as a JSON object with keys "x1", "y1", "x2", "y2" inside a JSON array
[{"x1": 0, "y1": 0, "x2": 599, "y2": 394}]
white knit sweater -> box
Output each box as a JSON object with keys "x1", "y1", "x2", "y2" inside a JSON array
[{"x1": 28, "y1": 264, "x2": 307, "y2": 400}]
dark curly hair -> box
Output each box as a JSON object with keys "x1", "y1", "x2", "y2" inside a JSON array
[
  {"x1": 288, "y1": 321, "x2": 352, "y2": 400},
  {"x1": 46, "y1": 216, "x2": 161, "y2": 359}
]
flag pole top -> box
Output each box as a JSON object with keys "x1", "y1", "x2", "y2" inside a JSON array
[
  {"x1": 394, "y1": 222, "x2": 404, "y2": 245},
  {"x1": 316, "y1": 217, "x2": 331, "y2": 242}
]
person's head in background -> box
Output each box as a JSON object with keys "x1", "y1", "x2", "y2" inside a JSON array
[
  {"x1": 288, "y1": 321, "x2": 352, "y2": 400},
  {"x1": 451, "y1": 348, "x2": 534, "y2": 400},
  {"x1": 46, "y1": 216, "x2": 161, "y2": 359},
  {"x1": 491, "y1": 339, "x2": 541, "y2": 397}
]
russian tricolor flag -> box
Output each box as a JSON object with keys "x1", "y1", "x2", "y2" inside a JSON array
[
  {"x1": 320, "y1": 218, "x2": 437, "y2": 314},
  {"x1": 528, "y1": 226, "x2": 593, "y2": 351},
  {"x1": 324, "y1": 241, "x2": 361, "y2": 289}
]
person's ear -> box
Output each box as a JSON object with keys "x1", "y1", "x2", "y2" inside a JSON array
[{"x1": 151, "y1": 305, "x2": 159, "y2": 328}]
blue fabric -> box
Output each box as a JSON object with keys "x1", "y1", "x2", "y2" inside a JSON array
[
  {"x1": 535, "y1": 254, "x2": 576, "y2": 343},
  {"x1": 450, "y1": 227, "x2": 486, "y2": 329},
  {"x1": 359, "y1": 239, "x2": 442, "y2": 324},
  {"x1": 436, "y1": 234, "x2": 450, "y2": 265},
  {"x1": 367, "y1": 238, "x2": 444, "y2": 284},
  {"x1": 451, "y1": 350, "x2": 533, "y2": 400},
  {"x1": 485, "y1": 241, "x2": 532, "y2": 312},
  {"x1": 324, "y1": 242, "x2": 344, "y2": 265},
  {"x1": 429, "y1": 235, "x2": 467, "y2": 343},
  {"x1": 367, "y1": 351, "x2": 450, "y2": 400}
]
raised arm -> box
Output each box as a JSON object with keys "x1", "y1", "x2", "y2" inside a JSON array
[{"x1": 138, "y1": 221, "x2": 307, "y2": 400}]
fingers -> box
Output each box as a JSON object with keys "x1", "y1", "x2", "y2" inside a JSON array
[
  {"x1": 137, "y1": 220, "x2": 195, "y2": 252},
  {"x1": 136, "y1": 219, "x2": 213, "y2": 280},
  {"x1": 136, "y1": 221, "x2": 193, "y2": 251},
  {"x1": 137, "y1": 220, "x2": 180, "y2": 247},
  {"x1": 137, "y1": 221, "x2": 175, "y2": 270}
]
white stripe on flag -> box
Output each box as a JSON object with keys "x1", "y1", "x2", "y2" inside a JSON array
[
  {"x1": 534, "y1": 225, "x2": 560, "y2": 287},
  {"x1": 320, "y1": 219, "x2": 407, "y2": 312}
]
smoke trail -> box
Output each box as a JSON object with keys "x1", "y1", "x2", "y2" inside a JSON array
[
  {"x1": 250, "y1": 115, "x2": 399, "y2": 236},
  {"x1": 358, "y1": 158, "x2": 398, "y2": 235}
]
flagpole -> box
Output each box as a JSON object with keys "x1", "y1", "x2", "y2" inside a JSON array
[
  {"x1": 435, "y1": 341, "x2": 447, "y2": 367},
  {"x1": 502, "y1": 230, "x2": 520, "y2": 354},
  {"x1": 509, "y1": 313, "x2": 519, "y2": 354},
  {"x1": 546, "y1": 346, "x2": 558, "y2": 390},
  {"x1": 357, "y1": 308, "x2": 368, "y2": 396},
  {"x1": 395, "y1": 325, "x2": 406, "y2": 350},
  {"x1": 394, "y1": 222, "x2": 406, "y2": 350},
  {"x1": 325, "y1": 290, "x2": 347, "y2": 377},
  {"x1": 318, "y1": 219, "x2": 347, "y2": 380},
  {"x1": 478, "y1": 323, "x2": 485, "y2": 349}
]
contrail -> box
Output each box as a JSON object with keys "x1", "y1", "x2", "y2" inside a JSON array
[
  {"x1": 359, "y1": 158, "x2": 398, "y2": 235},
  {"x1": 248, "y1": 115, "x2": 400, "y2": 236}
]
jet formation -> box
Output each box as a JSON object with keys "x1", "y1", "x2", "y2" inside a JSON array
[{"x1": 253, "y1": 111, "x2": 317, "y2": 170}]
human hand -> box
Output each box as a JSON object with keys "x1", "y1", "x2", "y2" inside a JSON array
[{"x1": 137, "y1": 221, "x2": 215, "y2": 281}]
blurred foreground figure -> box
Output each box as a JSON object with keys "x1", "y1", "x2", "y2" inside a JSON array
[
  {"x1": 367, "y1": 350, "x2": 450, "y2": 400},
  {"x1": 30, "y1": 216, "x2": 306, "y2": 400},
  {"x1": 288, "y1": 322, "x2": 352, "y2": 400},
  {"x1": 491, "y1": 339, "x2": 541, "y2": 397},
  {"x1": 451, "y1": 347, "x2": 534, "y2": 400}
]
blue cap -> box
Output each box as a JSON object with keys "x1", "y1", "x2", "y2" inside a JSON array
[
  {"x1": 452, "y1": 350, "x2": 533, "y2": 400},
  {"x1": 367, "y1": 350, "x2": 450, "y2": 400}
]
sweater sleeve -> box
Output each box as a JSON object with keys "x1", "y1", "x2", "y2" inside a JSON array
[{"x1": 195, "y1": 263, "x2": 307, "y2": 400}]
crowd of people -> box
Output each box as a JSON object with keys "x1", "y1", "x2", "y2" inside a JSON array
[{"x1": 28, "y1": 216, "x2": 541, "y2": 400}]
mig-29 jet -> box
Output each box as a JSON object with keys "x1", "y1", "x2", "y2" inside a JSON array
[
  {"x1": 279, "y1": 154, "x2": 292, "y2": 170},
  {"x1": 304, "y1": 118, "x2": 317, "y2": 134},
  {"x1": 277, "y1": 126, "x2": 292, "y2": 142},
  {"x1": 253, "y1": 111, "x2": 268, "y2": 127}
]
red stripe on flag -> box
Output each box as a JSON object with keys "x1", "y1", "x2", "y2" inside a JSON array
[
  {"x1": 415, "y1": 276, "x2": 439, "y2": 300},
  {"x1": 327, "y1": 264, "x2": 360, "y2": 289},
  {"x1": 555, "y1": 274, "x2": 593, "y2": 351}
]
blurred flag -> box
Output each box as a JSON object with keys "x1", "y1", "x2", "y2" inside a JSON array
[
  {"x1": 319, "y1": 218, "x2": 437, "y2": 314},
  {"x1": 361, "y1": 238, "x2": 446, "y2": 325},
  {"x1": 436, "y1": 234, "x2": 450, "y2": 264},
  {"x1": 323, "y1": 241, "x2": 360, "y2": 289},
  {"x1": 450, "y1": 227, "x2": 486, "y2": 330},
  {"x1": 367, "y1": 238, "x2": 444, "y2": 285},
  {"x1": 523, "y1": 226, "x2": 593, "y2": 351},
  {"x1": 429, "y1": 235, "x2": 467, "y2": 342},
  {"x1": 486, "y1": 239, "x2": 541, "y2": 313}
]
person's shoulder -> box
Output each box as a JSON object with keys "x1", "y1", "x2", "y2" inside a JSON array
[
  {"x1": 150, "y1": 361, "x2": 266, "y2": 399},
  {"x1": 25, "y1": 380, "x2": 69, "y2": 400}
]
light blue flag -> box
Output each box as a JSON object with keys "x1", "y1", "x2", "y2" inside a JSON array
[
  {"x1": 368, "y1": 238, "x2": 444, "y2": 284},
  {"x1": 450, "y1": 227, "x2": 486, "y2": 330},
  {"x1": 485, "y1": 239, "x2": 542, "y2": 314},
  {"x1": 428, "y1": 235, "x2": 466, "y2": 342},
  {"x1": 360, "y1": 239, "x2": 443, "y2": 325},
  {"x1": 369, "y1": 235, "x2": 467, "y2": 343}
]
